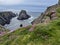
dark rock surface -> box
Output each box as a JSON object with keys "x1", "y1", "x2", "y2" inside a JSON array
[
  {"x1": 0, "y1": 11, "x2": 16, "y2": 26},
  {"x1": 58, "y1": 0, "x2": 60, "y2": 5},
  {"x1": 20, "y1": 24, "x2": 23, "y2": 27},
  {"x1": 17, "y1": 10, "x2": 30, "y2": 20}
]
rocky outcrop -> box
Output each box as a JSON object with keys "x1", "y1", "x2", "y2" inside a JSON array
[
  {"x1": 58, "y1": 0, "x2": 60, "y2": 5},
  {"x1": 32, "y1": 3, "x2": 58, "y2": 24},
  {"x1": 31, "y1": 13, "x2": 46, "y2": 24},
  {"x1": 17, "y1": 10, "x2": 30, "y2": 20},
  {"x1": 0, "y1": 11, "x2": 16, "y2": 26},
  {"x1": 0, "y1": 25, "x2": 9, "y2": 36}
]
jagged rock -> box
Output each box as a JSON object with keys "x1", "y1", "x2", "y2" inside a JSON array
[
  {"x1": 17, "y1": 10, "x2": 30, "y2": 20},
  {"x1": 0, "y1": 11, "x2": 16, "y2": 26}
]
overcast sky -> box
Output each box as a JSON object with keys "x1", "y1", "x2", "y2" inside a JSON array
[
  {"x1": 0, "y1": 0, "x2": 58, "y2": 12},
  {"x1": 0, "y1": 0, "x2": 58, "y2": 5}
]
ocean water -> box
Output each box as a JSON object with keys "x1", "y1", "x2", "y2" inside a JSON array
[
  {"x1": 3, "y1": 0, "x2": 58, "y2": 30},
  {"x1": 4, "y1": 12, "x2": 41, "y2": 30}
]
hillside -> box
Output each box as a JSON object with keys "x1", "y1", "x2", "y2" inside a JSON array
[
  {"x1": 31, "y1": 4, "x2": 59, "y2": 24},
  {"x1": 0, "y1": 6, "x2": 60, "y2": 45},
  {"x1": 0, "y1": 17, "x2": 60, "y2": 45}
]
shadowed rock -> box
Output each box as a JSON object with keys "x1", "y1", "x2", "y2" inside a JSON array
[
  {"x1": 20, "y1": 24, "x2": 23, "y2": 27},
  {"x1": 0, "y1": 11, "x2": 16, "y2": 26},
  {"x1": 17, "y1": 10, "x2": 30, "y2": 20}
]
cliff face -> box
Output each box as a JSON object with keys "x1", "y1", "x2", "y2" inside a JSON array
[
  {"x1": 58, "y1": 0, "x2": 60, "y2": 5},
  {"x1": 32, "y1": 1, "x2": 59, "y2": 24},
  {"x1": 0, "y1": 11, "x2": 16, "y2": 26}
]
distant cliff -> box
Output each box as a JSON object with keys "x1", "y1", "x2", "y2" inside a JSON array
[{"x1": 0, "y1": 11, "x2": 16, "y2": 26}]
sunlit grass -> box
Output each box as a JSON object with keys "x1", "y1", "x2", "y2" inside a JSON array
[{"x1": 0, "y1": 18, "x2": 60, "y2": 45}]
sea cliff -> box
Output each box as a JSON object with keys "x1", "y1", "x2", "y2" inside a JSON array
[{"x1": 32, "y1": 0, "x2": 60, "y2": 24}]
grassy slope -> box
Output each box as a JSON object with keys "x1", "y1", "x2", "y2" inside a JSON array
[
  {"x1": 0, "y1": 8, "x2": 60, "y2": 45},
  {"x1": 0, "y1": 25, "x2": 9, "y2": 34}
]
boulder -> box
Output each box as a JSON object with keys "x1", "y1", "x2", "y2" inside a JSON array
[
  {"x1": 17, "y1": 10, "x2": 30, "y2": 20},
  {"x1": 0, "y1": 11, "x2": 16, "y2": 26}
]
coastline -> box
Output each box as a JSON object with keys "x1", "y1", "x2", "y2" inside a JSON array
[{"x1": 32, "y1": 3, "x2": 59, "y2": 24}]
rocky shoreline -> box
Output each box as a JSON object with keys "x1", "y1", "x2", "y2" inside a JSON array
[
  {"x1": 0, "y1": 10, "x2": 31, "y2": 35},
  {"x1": 0, "y1": 0, "x2": 59, "y2": 31},
  {"x1": 0, "y1": 11, "x2": 16, "y2": 26},
  {"x1": 0, "y1": 10, "x2": 31, "y2": 26}
]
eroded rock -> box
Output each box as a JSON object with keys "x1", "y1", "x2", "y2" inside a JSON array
[
  {"x1": 0, "y1": 11, "x2": 16, "y2": 26},
  {"x1": 17, "y1": 10, "x2": 30, "y2": 20}
]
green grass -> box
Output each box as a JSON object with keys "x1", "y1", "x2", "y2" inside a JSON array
[
  {"x1": 0, "y1": 18, "x2": 60, "y2": 45},
  {"x1": 56, "y1": 7, "x2": 60, "y2": 17},
  {"x1": 56, "y1": 7, "x2": 60, "y2": 13}
]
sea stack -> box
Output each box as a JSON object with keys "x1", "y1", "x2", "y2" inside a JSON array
[{"x1": 17, "y1": 10, "x2": 30, "y2": 20}]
